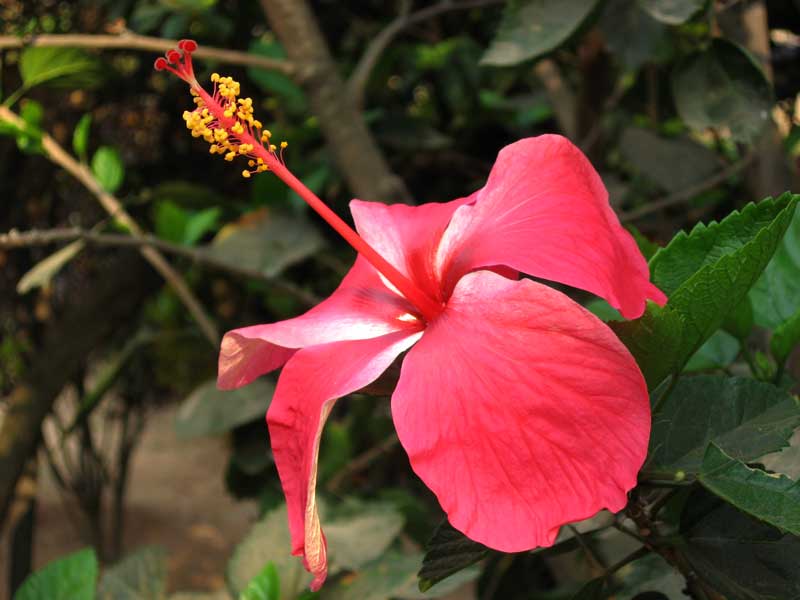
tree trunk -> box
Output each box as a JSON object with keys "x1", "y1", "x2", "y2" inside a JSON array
[{"x1": 259, "y1": 0, "x2": 412, "y2": 203}]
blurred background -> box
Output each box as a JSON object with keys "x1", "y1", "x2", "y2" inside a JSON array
[{"x1": 1, "y1": 0, "x2": 799, "y2": 599}]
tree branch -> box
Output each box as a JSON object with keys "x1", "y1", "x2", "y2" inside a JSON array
[
  {"x1": 0, "y1": 255, "x2": 154, "y2": 530},
  {"x1": 0, "y1": 105, "x2": 220, "y2": 345},
  {"x1": 0, "y1": 33, "x2": 294, "y2": 75},
  {"x1": 619, "y1": 152, "x2": 755, "y2": 222},
  {"x1": 258, "y1": 0, "x2": 412, "y2": 203},
  {"x1": 0, "y1": 227, "x2": 320, "y2": 307},
  {"x1": 347, "y1": 0, "x2": 505, "y2": 110}
]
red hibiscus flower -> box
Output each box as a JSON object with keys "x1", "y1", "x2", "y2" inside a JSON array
[{"x1": 157, "y1": 41, "x2": 667, "y2": 591}]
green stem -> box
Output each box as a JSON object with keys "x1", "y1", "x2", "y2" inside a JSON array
[
  {"x1": 638, "y1": 469, "x2": 692, "y2": 484},
  {"x1": 2, "y1": 85, "x2": 28, "y2": 109},
  {"x1": 740, "y1": 345, "x2": 761, "y2": 378}
]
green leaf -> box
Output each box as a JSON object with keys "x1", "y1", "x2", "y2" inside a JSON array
[
  {"x1": 619, "y1": 127, "x2": 720, "y2": 193},
  {"x1": 175, "y1": 378, "x2": 275, "y2": 438},
  {"x1": 97, "y1": 546, "x2": 167, "y2": 600},
  {"x1": 247, "y1": 40, "x2": 306, "y2": 112},
  {"x1": 16, "y1": 240, "x2": 85, "y2": 294},
  {"x1": 0, "y1": 99, "x2": 44, "y2": 154},
  {"x1": 649, "y1": 376, "x2": 800, "y2": 473},
  {"x1": 637, "y1": 0, "x2": 706, "y2": 24},
  {"x1": 239, "y1": 563, "x2": 280, "y2": 600},
  {"x1": 723, "y1": 297, "x2": 754, "y2": 341},
  {"x1": 585, "y1": 298, "x2": 623, "y2": 322},
  {"x1": 207, "y1": 211, "x2": 324, "y2": 278},
  {"x1": 161, "y1": 14, "x2": 190, "y2": 40},
  {"x1": 683, "y1": 329, "x2": 739, "y2": 372},
  {"x1": 599, "y1": 0, "x2": 668, "y2": 71},
  {"x1": 325, "y1": 551, "x2": 479, "y2": 600},
  {"x1": 20, "y1": 98, "x2": 43, "y2": 129},
  {"x1": 649, "y1": 196, "x2": 795, "y2": 296},
  {"x1": 15, "y1": 548, "x2": 98, "y2": 600},
  {"x1": 681, "y1": 489, "x2": 800, "y2": 599},
  {"x1": 72, "y1": 114, "x2": 92, "y2": 162},
  {"x1": 672, "y1": 39, "x2": 772, "y2": 143},
  {"x1": 481, "y1": 0, "x2": 599, "y2": 66},
  {"x1": 323, "y1": 500, "x2": 404, "y2": 572},
  {"x1": 698, "y1": 443, "x2": 800, "y2": 535},
  {"x1": 642, "y1": 194, "x2": 799, "y2": 376},
  {"x1": 20, "y1": 47, "x2": 103, "y2": 89},
  {"x1": 614, "y1": 193, "x2": 797, "y2": 389},
  {"x1": 666, "y1": 201, "x2": 797, "y2": 354},
  {"x1": 227, "y1": 505, "x2": 312, "y2": 600},
  {"x1": 91, "y1": 146, "x2": 125, "y2": 193},
  {"x1": 772, "y1": 309, "x2": 800, "y2": 364},
  {"x1": 154, "y1": 201, "x2": 221, "y2": 246},
  {"x1": 750, "y1": 206, "x2": 800, "y2": 329},
  {"x1": 611, "y1": 301, "x2": 684, "y2": 389},
  {"x1": 417, "y1": 520, "x2": 488, "y2": 592}
]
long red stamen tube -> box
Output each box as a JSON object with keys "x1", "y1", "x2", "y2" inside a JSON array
[{"x1": 161, "y1": 43, "x2": 443, "y2": 321}]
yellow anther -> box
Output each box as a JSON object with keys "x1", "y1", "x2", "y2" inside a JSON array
[
  {"x1": 225, "y1": 151, "x2": 236, "y2": 161},
  {"x1": 269, "y1": 144, "x2": 276, "y2": 152},
  {"x1": 231, "y1": 122, "x2": 244, "y2": 135},
  {"x1": 209, "y1": 144, "x2": 219, "y2": 154},
  {"x1": 211, "y1": 73, "x2": 220, "y2": 82},
  {"x1": 253, "y1": 120, "x2": 262, "y2": 129},
  {"x1": 242, "y1": 170, "x2": 251, "y2": 178},
  {"x1": 248, "y1": 160, "x2": 256, "y2": 167},
  {"x1": 280, "y1": 141, "x2": 288, "y2": 149}
]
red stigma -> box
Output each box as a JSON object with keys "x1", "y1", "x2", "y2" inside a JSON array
[
  {"x1": 154, "y1": 39, "x2": 198, "y2": 85},
  {"x1": 178, "y1": 39, "x2": 198, "y2": 52}
]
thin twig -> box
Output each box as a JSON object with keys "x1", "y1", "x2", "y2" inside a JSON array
[
  {"x1": 0, "y1": 227, "x2": 321, "y2": 307},
  {"x1": 0, "y1": 104, "x2": 220, "y2": 345},
  {"x1": 578, "y1": 79, "x2": 628, "y2": 153},
  {"x1": 619, "y1": 152, "x2": 755, "y2": 222},
  {"x1": 611, "y1": 521, "x2": 649, "y2": 545},
  {"x1": 568, "y1": 524, "x2": 607, "y2": 571},
  {"x1": 0, "y1": 33, "x2": 295, "y2": 75},
  {"x1": 605, "y1": 546, "x2": 650, "y2": 576},
  {"x1": 347, "y1": 0, "x2": 505, "y2": 109}
]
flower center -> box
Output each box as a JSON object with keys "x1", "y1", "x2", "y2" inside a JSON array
[{"x1": 155, "y1": 41, "x2": 444, "y2": 323}]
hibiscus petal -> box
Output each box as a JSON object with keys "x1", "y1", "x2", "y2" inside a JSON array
[
  {"x1": 218, "y1": 255, "x2": 422, "y2": 389},
  {"x1": 391, "y1": 270, "x2": 649, "y2": 551},
  {"x1": 350, "y1": 194, "x2": 475, "y2": 301},
  {"x1": 268, "y1": 329, "x2": 422, "y2": 590},
  {"x1": 436, "y1": 135, "x2": 666, "y2": 318}
]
